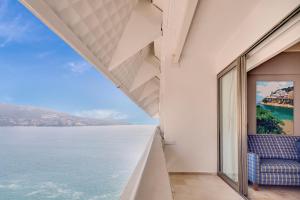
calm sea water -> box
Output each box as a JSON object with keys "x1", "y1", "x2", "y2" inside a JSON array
[
  {"x1": 260, "y1": 104, "x2": 293, "y2": 121},
  {"x1": 0, "y1": 126, "x2": 154, "y2": 200}
]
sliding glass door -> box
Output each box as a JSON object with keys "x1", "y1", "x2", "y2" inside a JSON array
[
  {"x1": 217, "y1": 8, "x2": 299, "y2": 198},
  {"x1": 219, "y1": 66, "x2": 239, "y2": 183},
  {"x1": 218, "y1": 59, "x2": 247, "y2": 195}
]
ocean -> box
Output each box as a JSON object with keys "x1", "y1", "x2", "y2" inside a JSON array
[
  {"x1": 0, "y1": 126, "x2": 154, "y2": 200},
  {"x1": 259, "y1": 104, "x2": 293, "y2": 121}
]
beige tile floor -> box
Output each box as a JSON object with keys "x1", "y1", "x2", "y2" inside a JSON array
[
  {"x1": 170, "y1": 174, "x2": 300, "y2": 200},
  {"x1": 248, "y1": 185, "x2": 300, "y2": 200},
  {"x1": 169, "y1": 174, "x2": 244, "y2": 200}
]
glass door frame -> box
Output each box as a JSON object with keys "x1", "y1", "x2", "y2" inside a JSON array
[{"x1": 217, "y1": 57, "x2": 248, "y2": 196}]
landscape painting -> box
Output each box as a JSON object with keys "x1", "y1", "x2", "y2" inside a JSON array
[{"x1": 256, "y1": 81, "x2": 294, "y2": 135}]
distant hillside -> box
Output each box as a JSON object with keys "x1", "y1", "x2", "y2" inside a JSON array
[{"x1": 0, "y1": 103, "x2": 127, "y2": 126}]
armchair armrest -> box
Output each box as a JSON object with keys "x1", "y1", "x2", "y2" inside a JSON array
[{"x1": 248, "y1": 152, "x2": 260, "y2": 184}]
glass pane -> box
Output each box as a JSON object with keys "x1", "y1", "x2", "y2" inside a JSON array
[{"x1": 220, "y1": 68, "x2": 239, "y2": 182}]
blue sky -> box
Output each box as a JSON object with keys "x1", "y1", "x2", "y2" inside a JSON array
[{"x1": 0, "y1": 0, "x2": 157, "y2": 124}]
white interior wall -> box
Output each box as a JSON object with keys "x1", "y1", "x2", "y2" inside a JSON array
[{"x1": 161, "y1": 0, "x2": 300, "y2": 172}]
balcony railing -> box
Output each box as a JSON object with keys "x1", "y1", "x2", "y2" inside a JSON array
[{"x1": 120, "y1": 127, "x2": 173, "y2": 200}]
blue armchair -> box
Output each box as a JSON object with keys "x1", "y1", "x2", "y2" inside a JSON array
[{"x1": 248, "y1": 135, "x2": 300, "y2": 188}]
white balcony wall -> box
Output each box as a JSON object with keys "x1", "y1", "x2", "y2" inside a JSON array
[{"x1": 120, "y1": 127, "x2": 172, "y2": 200}]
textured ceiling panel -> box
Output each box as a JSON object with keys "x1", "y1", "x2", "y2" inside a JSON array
[
  {"x1": 111, "y1": 47, "x2": 150, "y2": 90},
  {"x1": 140, "y1": 93, "x2": 159, "y2": 107},
  {"x1": 45, "y1": 0, "x2": 137, "y2": 67},
  {"x1": 145, "y1": 99, "x2": 159, "y2": 116},
  {"x1": 131, "y1": 77, "x2": 159, "y2": 100},
  {"x1": 131, "y1": 83, "x2": 146, "y2": 100}
]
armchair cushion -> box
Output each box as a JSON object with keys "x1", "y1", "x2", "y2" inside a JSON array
[
  {"x1": 248, "y1": 135, "x2": 300, "y2": 160},
  {"x1": 260, "y1": 159, "x2": 300, "y2": 174},
  {"x1": 278, "y1": 136, "x2": 300, "y2": 160},
  {"x1": 248, "y1": 135, "x2": 280, "y2": 159},
  {"x1": 260, "y1": 173, "x2": 300, "y2": 186}
]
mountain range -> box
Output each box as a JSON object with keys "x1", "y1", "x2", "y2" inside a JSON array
[{"x1": 0, "y1": 103, "x2": 127, "y2": 126}]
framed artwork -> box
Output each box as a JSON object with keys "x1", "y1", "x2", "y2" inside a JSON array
[{"x1": 256, "y1": 81, "x2": 294, "y2": 134}]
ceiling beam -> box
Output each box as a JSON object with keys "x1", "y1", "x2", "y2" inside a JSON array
[
  {"x1": 166, "y1": 0, "x2": 198, "y2": 64},
  {"x1": 109, "y1": 1, "x2": 162, "y2": 71},
  {"x1": 154, "y1": 37, "x2": 162, "y2": 60},
  {"x1": 130, "y1": 55, "x2": 160, "y2": 92},
  {"x1": 153, "y1": 0, "x2": 164, "y2": 11},
  {"x1": 138, "y1": 89, "x2": 158, "y2": 103},
  {"x1": 144, "y1": 99, "x2": 159, "y2": 116},
  {"x1": 140, "y1": 93, "x2": 159, "y2": 107},
  {"x1": 152, "y1": 113, "x2": 160, "y2": 118},
  {"x1": 138, "y1": 79, "x2": 159, "y2": 102}
]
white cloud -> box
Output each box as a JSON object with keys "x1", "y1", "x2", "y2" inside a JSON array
[
  {"x1": 74, "y1": 109, "x2": 128, "y2": 121},
  {"x1": 67, "y1": 61, "x2": 91, "y2": 74}
]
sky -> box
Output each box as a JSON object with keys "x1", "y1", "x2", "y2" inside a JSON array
[
  {"x1": 256, "y1": 81, "x2": 293, "y2": 104},
  {"x1": 0, "y1": 0, "x2": 158, "y2": 124}
]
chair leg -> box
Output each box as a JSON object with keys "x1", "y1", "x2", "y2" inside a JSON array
[{"x1": 253, "y1": 183, "x2": 259, "y2": 191}]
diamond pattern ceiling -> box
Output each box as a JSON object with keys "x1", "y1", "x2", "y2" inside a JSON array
[
  {"x1": 111, "y1": 47, "x2": 150, "y2": 90},
  {"x1": 45, "y1": 0, "x2": 137, "y2": 67}
]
